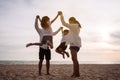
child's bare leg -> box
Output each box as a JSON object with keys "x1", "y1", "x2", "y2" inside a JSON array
[
  {"x1": 64, "y1": 51, "x2": 69, "y2": 58},
  {"x1": 59, "y1": 48, "x2": 69, "y2": 58},
  {"x1": 58, "y1": 48, "x2": 65, "y2": 59},
  {"x1": 26, "y1": 43, "x2": 43, "y2": 47},
  {"x1": 56, "y1": 50, "x2": 65, "y2": 59},
  {"x1": 61, "y1": 53, "x2": 65, "y2": 59},
  {"x1": 56, "y1": 48, "x2": 65, "y2": 59},
  {"x1": 26, "y1": 43, "x2": 32, "y2": 47}
]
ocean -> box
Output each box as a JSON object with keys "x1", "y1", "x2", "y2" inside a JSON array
[
  {"x1": 0, "y1": 61, "x2": 120, "y2": 65},
  {"x1": 0, "y1": 61, "x2": 72, "y2": 65}
]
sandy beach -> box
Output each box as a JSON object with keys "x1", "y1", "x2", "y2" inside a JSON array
[{"x1": 0, "y1": 64, "x2": 120, "y2": 80}]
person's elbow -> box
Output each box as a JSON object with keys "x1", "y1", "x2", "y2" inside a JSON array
[{"x1": 52, "y1": 33, "x2": 57, "y2": 36}]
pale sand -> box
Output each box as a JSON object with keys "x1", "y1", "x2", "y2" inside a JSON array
[{"x1": 0, "y1": 64, "x2": 120, "y2": 80}]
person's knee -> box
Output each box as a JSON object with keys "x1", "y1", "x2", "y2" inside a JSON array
[
  {"x1": 71, "y1": 50, "x2": 78, "y2": 61},
  {"x1": 46, "y1": 60, "x2": 50, "y2": 65},
  {"x1": 56, "y1": 49, "x2": 59, "y2": 53},
  {"x1": 46, "y1": 59, "x2": 49, "y2": 61},
  {"x1": 39, "y1": 59, "x2": 43, "y2": 63},
  {"x1": 71, "y1": 56, "x2": 78, "y2": 62},
  {"x1": 56, "y1": 49, "x2": 62, "y2": 54}
]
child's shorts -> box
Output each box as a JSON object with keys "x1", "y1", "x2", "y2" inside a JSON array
[
  {"x1": 56, "y1": 42, "x2": 67, "y2": 51},
  {"x1": 41, "y1": 36, "x2": 53, "y2": 44},
  {"x1": 39, "y1": 47, "x2": 51, "y2": 60}
]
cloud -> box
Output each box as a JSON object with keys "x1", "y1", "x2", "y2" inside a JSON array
[
  {"x1": 109, "y1": 30, "x2": 120, "y2": 45},
  {"x1": 110, "y1": 31, "x2": 120, "y2": 39},
  {"x1": 0, "y1": 0, "x2": 120, "y2": 61}
]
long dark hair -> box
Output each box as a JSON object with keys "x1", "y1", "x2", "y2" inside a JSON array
[
  {"x1": 69, "y1": 17, "x2": 81, "y2": 28},
  {"x1": 76, "y1": 20, "x2": 81, "y2": 28},
  {"x1": 41, "y1": 16, "x2": 50, "y2": 29}
]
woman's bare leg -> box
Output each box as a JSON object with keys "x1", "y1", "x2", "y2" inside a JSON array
[
  {"x1": 70, "y1": 49, "x2": 80, "y2": 77},
  {"x1": 46, "y1": 60, "x2": 50, "y2": 75},
  {"x1": 39, "y1": 59, "x2": 43, "y2": 76}
]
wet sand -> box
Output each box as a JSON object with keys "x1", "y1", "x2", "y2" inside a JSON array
[{"x1": 0, "y1": 64, "x2": 120, "y2": 80}]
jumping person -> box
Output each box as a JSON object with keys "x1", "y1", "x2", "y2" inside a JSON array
[{"x1": 55, "y1": 28, "x2": 70, "y2": 59}]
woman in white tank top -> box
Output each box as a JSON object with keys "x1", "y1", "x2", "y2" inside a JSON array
[{"x1": 59, "y1": 11, "x2": 82, "y2": 77}]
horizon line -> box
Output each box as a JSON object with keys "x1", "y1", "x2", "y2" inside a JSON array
[{"x1": 0, "y1": 60, "x2": 120, "y2": 64}]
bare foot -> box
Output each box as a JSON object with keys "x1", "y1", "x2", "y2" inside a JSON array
[
  {"x1": 26, "y1": 43, "x2": 32, "y2": 47},
  {"x1": 62, "y1": 54, "x2": 65, "y2": 59},
  {"x1": 46, "y1": 73, "x2": 50, "y2": 75},
  {"x1": 71, "y1": 74, "x2": 80, "y2": 77}
]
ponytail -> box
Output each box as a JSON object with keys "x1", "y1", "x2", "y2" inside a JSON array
[{"x1": 76, "y1": 20, "x2": 81, "y2": 28}]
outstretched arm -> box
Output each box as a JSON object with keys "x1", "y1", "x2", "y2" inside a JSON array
[
  {"x1": 59, "y1": 11, "x2": 72, "y2": 29},
  {"x1": 60, "y1": 14, "x2": 69, "y2": 27},
  {"x1": 26, "y1": 43, "x2": 43, "y2": 47},
  {"x1": 51, "y1": 13, "x2": 59, "y2": 24},
  {"x1": 52, "y1": 27, "x2": 63, "y2": 36}
]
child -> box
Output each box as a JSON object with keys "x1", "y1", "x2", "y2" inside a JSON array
[{"x1": 56, "y1": 28, "x2": 70, "y2": 59}]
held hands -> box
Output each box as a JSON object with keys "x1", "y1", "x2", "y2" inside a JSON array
[
  {"x1": 36, "y1": 15, "x2": 41, "y2": 21},
  {"x1": 36, "y1": 15, "x2": 39, "y2": 19},
  {"x1": 60, "y1": 27, "x2": 63, "y2": 32},
  {"x1": 58, "y1": 11, "x2": 62, "y2": 15},
  {"x1": 60, "y1": 27, "x2": 63, "y2": 30}
]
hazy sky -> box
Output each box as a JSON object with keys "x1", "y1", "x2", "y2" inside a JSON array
[{"x1": 0, "y1": 0, "x2": 120, "y2": 63}]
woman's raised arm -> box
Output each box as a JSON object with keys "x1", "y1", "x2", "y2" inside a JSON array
[
  {"x1": 52, "y1": 27, "x2": 63, "y2": 36},
  {"x1": 60, "y1": 12, "x2": 74, "y2": 30},
  {"x1": 34, "y1": 16, "x2": 41, "y2": 34},
  {"x1": 51, "y1": 12, "x2": 59, "y2": 24}
]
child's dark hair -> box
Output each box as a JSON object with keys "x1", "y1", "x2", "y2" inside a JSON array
[
  {"x1": 41, "y1": 16, "x2": 50, "y2": 29},
  {"x1": 64, "y1": 29, "x2": 69, "y2": 33},
  {"x1": 63, "y1": 29, "x2": 69, "y2": 34}
]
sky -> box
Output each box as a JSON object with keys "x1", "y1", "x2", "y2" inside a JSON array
[{"x1": 0, "y1": 0, "x2": 120, "y2": 63}]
